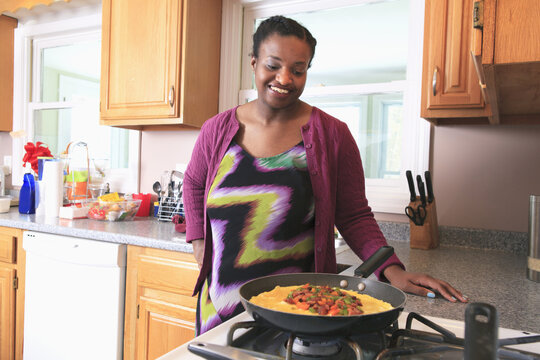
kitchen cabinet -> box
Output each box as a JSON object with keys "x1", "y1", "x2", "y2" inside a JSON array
[
  {"x1": 124, "y1": 245, "x2": 199, "y2": 360},
  {"x1": 99, "y1": 0, "x2": 222, "y2": 130},
  {"x1": 421, "y1": 0, "x2": 491, "y2": 124},
  {"x1": 471, "y1": 0, "x2": 540, "y2": 124},
  {"x1": 0, "y1": 15, "x2": 17, "y2": 132},
  {"x1": 0, "y1": 227, "x2": 25, "y2": 360}
]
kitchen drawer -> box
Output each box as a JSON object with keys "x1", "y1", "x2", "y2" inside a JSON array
[
  {"x1": 136, "y1": 249, "x2": 198, "y2": 296},
  {"x1": 0, "y1": 231, "x2": 16, "y2": 264}
]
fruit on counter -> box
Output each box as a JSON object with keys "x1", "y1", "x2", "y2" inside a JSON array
[
  {"x1": 85, "y1": 196, "x2": 141, "y2": 221},
  {"x1": 98, "y1": 192, "x2": 122, "y2": 202}
]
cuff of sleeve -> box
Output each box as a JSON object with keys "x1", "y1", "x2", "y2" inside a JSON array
[
  {"x1": 375, "y1": 255, "x2": 405, "y2": 282},
  {"x1": 186, "y1": 224, "x2": 204, "y2": 243}
]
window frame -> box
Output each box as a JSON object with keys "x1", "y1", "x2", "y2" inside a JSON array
[
  {"x1": 220, "y1": 0, "x2": 429, "y2": 213},
  {"x1": 11, "y1": 11, "x2": 141, "y2": 193}
]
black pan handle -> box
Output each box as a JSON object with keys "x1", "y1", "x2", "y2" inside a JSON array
[{"x1": 354, "y1": 246, "x2": 394, "y2": 278}]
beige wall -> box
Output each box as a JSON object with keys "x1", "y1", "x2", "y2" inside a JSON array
[
  {"x1": 139, "y1": 123, "x2": 540, "y2": 234},
  {"x1": 430, "y1": 124, "x2": 540, "y2": 233},
  {"x1": 139, "y1": 129, "x2": 199, "y2": 196}
]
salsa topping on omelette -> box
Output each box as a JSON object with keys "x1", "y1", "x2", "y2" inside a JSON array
[{"x1": 249, "y1": 283, "x2": 393, "y2": 316}]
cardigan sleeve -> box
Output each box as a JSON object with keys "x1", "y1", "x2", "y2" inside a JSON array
[
  {"x1": 183, "y1": 121, "x2": 213, "y2": 242},
  {"x1": 333, "y1": 121, "x2": 404, "y2": 280}
]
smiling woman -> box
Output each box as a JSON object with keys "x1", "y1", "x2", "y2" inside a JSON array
[
  {"x1": 10, "y1": 3, "x2": 140, "y2": 192},
  {"x1": 231, "y1": 0, "x2": 430, "y2": 213}
]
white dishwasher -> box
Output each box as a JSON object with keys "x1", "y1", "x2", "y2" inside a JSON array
[{"x1": 23, "y1": 231, "x2": 126, "y2": 360}]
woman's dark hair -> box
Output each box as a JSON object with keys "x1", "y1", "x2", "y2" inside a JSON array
[{"x1": 252, "y1": 15, "x2": 317, "y2": 67}]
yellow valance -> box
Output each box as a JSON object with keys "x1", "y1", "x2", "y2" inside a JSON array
[{"x1": 1, "y1": 0, "x2": 71, "y2": 14}]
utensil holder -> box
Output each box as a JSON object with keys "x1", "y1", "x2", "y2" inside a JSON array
[
  {"x1": 157, "y1": 196, "x2": 183, "y2": 222},
  {"x1": 409, "y1": 198, "x2": 439, "y2": 250}
]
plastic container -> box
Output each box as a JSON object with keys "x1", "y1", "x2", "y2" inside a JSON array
[
  {"x1": 19, "y1": 173, "x2": 36, "y2": 214},
  {"x1": 0, "y1": 196, "x2": 12, "y2": 213},
  {"x1": 84, "y1": 199, "x2": 141, "y2": 221},
  {"x1": 132, "y1": 193, "x2": 151, "y2": 217}
]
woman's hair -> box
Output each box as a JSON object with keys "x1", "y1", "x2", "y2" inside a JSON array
[{"x1": 252, "y1": 15, "x2": 317, "y2": 67}]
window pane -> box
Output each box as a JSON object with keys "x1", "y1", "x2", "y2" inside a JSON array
[
  {"x1": 252, "y1": 0, "x2": 410, "y2": 87},
  {"x1": 33, "y1": 107, "x2": 131, "y2": 169},
  {"x1": 306, "y1": 92, "x2": 403, "y2": 179},
  {"x1": 40, "y1": 39, "x2": 101, "y2": 102},
  {"x1": 36, "y1": 37, "x2": 134, "y2": 172}
]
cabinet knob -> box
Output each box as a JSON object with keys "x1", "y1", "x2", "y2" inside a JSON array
[
  {"x1": 169, "y1": 86, "x2": 175, "y2": 107},
  {"x1": 432, "y1": 67, "x2": 438, "y2": 97}
]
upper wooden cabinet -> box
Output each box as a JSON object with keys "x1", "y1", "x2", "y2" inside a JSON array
[
  {"x1": 0, "y1": 15, "x2": 17, "y2": 132},
  {"x1": 421, "y1": 0, "x2": 491, "y2": 124},
  {"x1": 472, "y1": 0, "x2": 540, "y2": 124},
  {"x1": 100, "y1": 0, "x2": 222, "y2": 129}
]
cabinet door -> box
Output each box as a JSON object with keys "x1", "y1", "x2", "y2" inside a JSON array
[
  {"x1": 124, "y1": 246, "x2": 199, "y2": 360},
  {"x1": 0, "y1": 15, "x2": 17, "y2": 132},
  {"x1": 100, "y1": 0, "x2": 182, "y2": 120},
  {"x1": 136, "y1": 289, "x2": 196, "y2": 360},
  {"x1": 421, "y1": 0, "x2": 489, "y2": 120},
  {"x1": 0, "y1": 267, "x2": 15, "y2": 360}
]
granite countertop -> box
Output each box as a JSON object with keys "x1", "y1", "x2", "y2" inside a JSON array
[
  {"x1": 0, "y1": 208, "x2": 191, "y2": 252},
  {"x1": 337, "y1": 241, "x2": 540, "y2": 333},
  {"x1": 1, "y1": 208, "x2": 539, "y2": 333}
]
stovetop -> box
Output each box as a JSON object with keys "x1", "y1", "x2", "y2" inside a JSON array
[{"x1": 188, "y1": 312, "x2": 540, "y2": 360}]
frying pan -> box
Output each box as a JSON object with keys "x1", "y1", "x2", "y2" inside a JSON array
[{"x1": 239, "y1": 246, "x2": 406, "y2": 337}]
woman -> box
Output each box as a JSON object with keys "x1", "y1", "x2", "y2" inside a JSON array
[{"x1": 183, "y1": 15, "x2": 467, "y2": 335}]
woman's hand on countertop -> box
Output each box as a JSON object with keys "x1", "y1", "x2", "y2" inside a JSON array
[
  {"x1": 383, "y1": 265, "x2": 468, "y2": 303},
  {"x1": 191, "y1": 239, "x2": 204, "y2": 269}
]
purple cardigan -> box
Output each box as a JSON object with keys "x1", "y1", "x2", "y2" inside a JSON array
[{"x1": 183, "y1": 106, "x2": 404, "y2": 295}]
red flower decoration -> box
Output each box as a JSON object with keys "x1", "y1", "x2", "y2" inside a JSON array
[{"x1": 22, "y1": 141, "x2": 53, "y2": 174}]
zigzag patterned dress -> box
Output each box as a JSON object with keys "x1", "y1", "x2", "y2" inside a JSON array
[{"x1": 196, "y1": 141, "x2": 315, "y2": 335}]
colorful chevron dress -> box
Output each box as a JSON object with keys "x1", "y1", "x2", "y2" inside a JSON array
[{"x1": 195, "y1": 141, "x2": 315, "y2": 334}]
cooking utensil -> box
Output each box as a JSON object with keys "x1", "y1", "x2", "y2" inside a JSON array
[
  {"x1": 406, "y1": 170, "x2": 416, "y2": 202},
  {"x1": 152, "y1": 181, "x2": 162, "y2": 199},
  {"x1": 405, "y1": 204, "x2": 426, "y2": 226},
  {"x1": 238, "y1": 246, "x2": 406, "y2": 336},
  {"x1": 424, "y1": 171, "x2": 434, "y2": 203},
  {"x1": 416, "y1": 175, "x2": 427, "y2": 206}
]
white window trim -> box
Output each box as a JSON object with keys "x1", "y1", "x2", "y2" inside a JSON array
[
  {"x1": 11, "y1": 12, "x2": 141, "y2": 193},
  {"x1": 220, "y1": 0, "x2": 429, "y2": 213}
]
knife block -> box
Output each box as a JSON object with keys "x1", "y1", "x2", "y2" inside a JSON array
[{"x1": 409, "y1": 198, "x2": 440, "y2": 250}]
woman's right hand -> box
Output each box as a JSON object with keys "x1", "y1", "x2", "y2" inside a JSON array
[{"x1": 191, "y1": 239, "x2": 204, "y2": 269}]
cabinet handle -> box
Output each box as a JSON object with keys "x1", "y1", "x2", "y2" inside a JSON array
[
  {"x1": 432, "y1": 67, "x2": 438, "y2": 97},
  {"x1": 169, "y1": 86, "x2": 175, "y2": 107}
]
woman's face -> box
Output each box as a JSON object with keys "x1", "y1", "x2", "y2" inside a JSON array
[{"x1": 251, "y1": 34, "x2": 311, "y2": 111}]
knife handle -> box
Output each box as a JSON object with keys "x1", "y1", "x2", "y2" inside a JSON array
[
  {"x1": 416, "y1": 175, "x2": 427, "y2": 206},
  {"x1": 425, "y1": 171, "x2": 434, "y2": 203},
  {"x1": 406, "y1": 170, "x2": 416, "y2": 202}
]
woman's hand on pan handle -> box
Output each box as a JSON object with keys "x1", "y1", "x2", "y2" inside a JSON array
[
  {"x1": 191, "y1": 239, "x2": 204, "y2": 270},
  {"x1": 383, "y1": 265, "x2": 468, "y2": 303}
]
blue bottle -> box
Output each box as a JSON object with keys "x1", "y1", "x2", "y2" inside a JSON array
[{"x1": 19, "y1": 173, "x2": 36, "y2": 214}]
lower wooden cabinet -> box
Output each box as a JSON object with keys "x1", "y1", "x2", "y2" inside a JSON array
[
  {"x1": 124, "y1": 245, "x2": 199, "y2": 360},
  {"x1": 0, "y1": 226, "x2": 25, "y2": 360}
]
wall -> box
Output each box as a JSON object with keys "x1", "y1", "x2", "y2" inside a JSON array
[
  {"x1": 140, "y1": 123, "x2": 540, "y2": 234},
  {"x1": 139, "y1": 129, "x2": 199, "y2": 196}
]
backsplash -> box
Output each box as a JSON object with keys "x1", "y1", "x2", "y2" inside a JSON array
[{"x1": 378, "y1": 220, "x2": 528, "y2": 255}]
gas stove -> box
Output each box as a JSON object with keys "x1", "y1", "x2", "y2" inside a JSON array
[{"x1": 187, "y1": 311, "x2": 540, "y2": 360}]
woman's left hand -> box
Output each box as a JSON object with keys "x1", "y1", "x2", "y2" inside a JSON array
[{"x1": 383, "y1": 265, "x2": 468, "y2": 303}]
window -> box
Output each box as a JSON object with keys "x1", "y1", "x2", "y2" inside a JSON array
[
  {"x1": 222, "y1": 0, "x2": 430, "y2": 213},
  {"x1": 11, "y1": 7, "x2": 140, "y2": 193}
]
